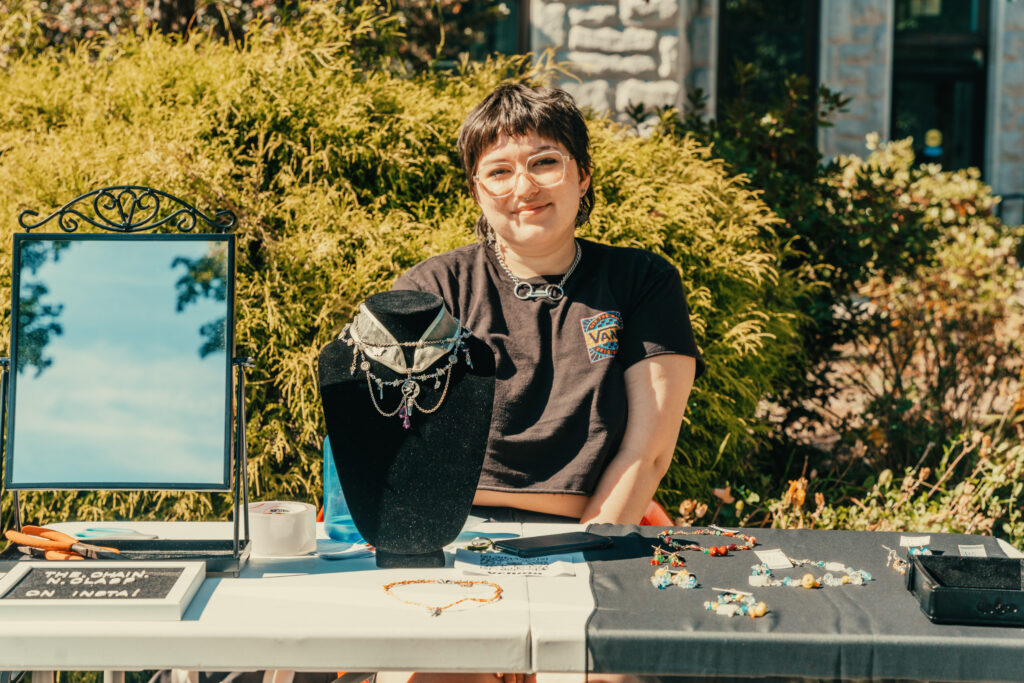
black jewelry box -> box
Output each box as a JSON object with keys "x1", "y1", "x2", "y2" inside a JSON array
[{"x1": 907, "y1": 554, "x2": 1024, "y2": 626}]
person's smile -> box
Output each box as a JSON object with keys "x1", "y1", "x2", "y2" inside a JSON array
[{"x1": 512, "y1": 202, "x2": 551, "y2": 216}]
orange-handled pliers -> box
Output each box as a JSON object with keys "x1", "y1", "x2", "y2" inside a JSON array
[{"x1": 4, "y1": 525, "x2": 122, "y2": 560}]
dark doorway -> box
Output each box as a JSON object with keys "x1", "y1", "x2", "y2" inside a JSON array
[{"x1": 891, "y1": 0, "x2": 990, "y2": 171}]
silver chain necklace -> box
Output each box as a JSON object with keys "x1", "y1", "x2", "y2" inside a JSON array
[
  {"x1": 493, "y1": 239, "x2": 581, "y2": 302},
  {"x1": 341, "y1": 315, "x2": 473, "y2": 430}
]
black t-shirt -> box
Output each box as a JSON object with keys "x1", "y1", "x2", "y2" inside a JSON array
[{"x1": 393, "y1": 238, "x2": 705, "y2": 496}]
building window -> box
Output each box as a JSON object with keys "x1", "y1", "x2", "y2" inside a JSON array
[
  {"x1": 891, "y1": 0, "x2": 989, "y2": 171},
  {"x1": 716, "y1": 0, "x2": 820, "y2": 116},
  {"x1": 463, "y1": 1, "x2": 525, "y2": 60}
]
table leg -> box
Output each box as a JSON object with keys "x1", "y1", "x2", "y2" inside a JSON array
[
  {"x1": 103, "y1": 672, "x2": 125, "y2": 683},
  {"x1": 31, "y1": 674, "x2": 54, "y2": 683}
]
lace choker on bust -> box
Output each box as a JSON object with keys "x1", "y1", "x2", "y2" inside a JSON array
[{"x1": 340, "y1": 304, "x2": 472, "y2": 429}]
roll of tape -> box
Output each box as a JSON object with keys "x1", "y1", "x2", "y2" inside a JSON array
[{"x1": 248, "y1": 501, "x2": 317, "y2": 556}]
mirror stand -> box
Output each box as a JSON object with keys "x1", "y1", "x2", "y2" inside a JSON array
[
  {"x1": 1, "y1": 186, "x2": 252, "y2": 574},
  {"x1": 231, "y1": 356, "x2": 254, "y2": 558}
]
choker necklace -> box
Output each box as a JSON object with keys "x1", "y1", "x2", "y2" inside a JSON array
[
  {"x1": 493, "y1": 239, "x2": 581, "y2": 301},
  {"x1": 340, "y1": 305, "x2": 472, "y2": 429}
]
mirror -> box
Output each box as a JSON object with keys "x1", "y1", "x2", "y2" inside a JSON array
[{"x1": 5, "y1": 234, "x2": 235, "y2": 490}]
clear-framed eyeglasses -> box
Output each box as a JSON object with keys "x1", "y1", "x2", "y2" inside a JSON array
[{"x1": 474, "y1": 150, "x2": 572, "y2": 198}]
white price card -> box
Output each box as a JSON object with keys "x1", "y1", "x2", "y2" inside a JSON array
[
  {"x1": 754, "y1": 548, "x2": 793, "y2": 569},
  {"x1": 900, "y1": 535, "x2": 931, "y2": 547},
  {"x1": 454, "y1": 549, "x2": 576, "y2": 577},
  {"x1": 958, "y1": 544, "x2": 988, "y2": 557}
]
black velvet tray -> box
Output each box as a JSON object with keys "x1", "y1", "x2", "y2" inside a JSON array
[
  {"x1": 0, "y1": 538, "x2": 250, "y2": 576},
  {"x1": 908, "y1": 554, "x2": 1024, "y2": 626}
]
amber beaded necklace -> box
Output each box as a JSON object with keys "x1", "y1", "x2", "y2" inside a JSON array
[
  {"x1": 658, "y1": 528, "x2": 758, "y2": 557},
  {"x1": 383, "y1": 578, "x2": 503, "y2": 616}
]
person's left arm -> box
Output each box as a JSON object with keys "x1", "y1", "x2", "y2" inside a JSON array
[{"x1": 579, "y1": 353, "x2": 696, "y2": 524}]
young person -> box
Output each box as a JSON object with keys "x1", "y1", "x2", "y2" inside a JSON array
[{"x1": 393, "y1": 82, "x2": 704, "y2": 527}]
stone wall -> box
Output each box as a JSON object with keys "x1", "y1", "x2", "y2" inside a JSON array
[
  {"x1": 530, "y1": 0, "x2": 716, "y2": 121},
  {"x1": 817, "y1": 0, "x2": 893, "y2": 160}
]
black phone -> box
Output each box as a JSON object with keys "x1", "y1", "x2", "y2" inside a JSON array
[{"x1": 493, "y1": 531, "x2": 614, "y2": 558}]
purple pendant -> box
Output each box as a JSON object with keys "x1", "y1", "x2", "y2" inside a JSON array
[{"x1": 399, "y1": 404, "x2": 411, "y2": 430}]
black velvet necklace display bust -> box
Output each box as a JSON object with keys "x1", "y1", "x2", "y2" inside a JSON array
[{"x1": 317, "y1": 290, "x2": 496, "y2": 567}]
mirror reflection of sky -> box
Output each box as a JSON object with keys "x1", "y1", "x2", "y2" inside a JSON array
[{"x1": 11, "y1": 239, "x2": 230, "y2": 488}]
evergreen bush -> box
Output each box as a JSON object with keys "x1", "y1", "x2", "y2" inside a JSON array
[{"x1": 0, "y1": 3, "x2": 798, "y2": 525}]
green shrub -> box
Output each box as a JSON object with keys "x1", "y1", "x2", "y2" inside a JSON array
[
  {"x1": 645, "y1": 70, "x2": 987, "y2": 479},
  {"x1": 0, "y1": 3, "x2": 798, "y2": 526},
  {"x1": 647, "y1": 71, "x2": 857, "y2": 448},
  {"x1": 817, "y1": 138, "x2": 1024, "y2": 472}
]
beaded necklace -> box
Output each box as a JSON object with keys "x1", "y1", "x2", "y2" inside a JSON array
[
  {"x1": 341, "y1": 306, "x2": 473, "y2": 429},
  {"x1": 704, "y1": 588, "x2": 768, "y2": 619},
  {"x1": 382, "y1": 578, "x2": 503, "y2": 616},
  {"x1": 657, "y1": 528, "x2": 758, "y2": 558},
  {"x1": 749, "y1": 558, "x2": 873, "y2": 589}
]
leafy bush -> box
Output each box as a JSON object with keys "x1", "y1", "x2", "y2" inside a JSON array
[
  {"x1": 0, "y1": 0, "x2": 292, "y2": 54},
  {"x1": 645, "y1": 69, "x2": 977, "y2": 473},
  {"x1": 824, "y1": 138, "x2": 1024, "y2": 471},
  {"x1": 0, "y1": 2, "x2": 799, "y2": 525},
  {"x1": 0, "y1": 0, "x2": 513, "y2": 70},
  {"x1": 650, "y1": 71, "x2": 857, "y2": 437}
]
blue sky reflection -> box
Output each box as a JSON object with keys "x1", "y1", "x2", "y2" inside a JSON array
[{"x1": 10, "y1": 239, "x2": 230, "y2": 488}]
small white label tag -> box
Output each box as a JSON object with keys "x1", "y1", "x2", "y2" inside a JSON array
[
  {"x1": 959, "y1": 544, "x2": 987, "y2": 557},
  {"x1": 754, "y1": 548, "x2": 793, "y2": 569},
  {"x1": 900, "y1": 535, "x2": 931, "y2": 547},
  {"x1": 453, "y1": 548, "x2": 576, "y2": 577}
]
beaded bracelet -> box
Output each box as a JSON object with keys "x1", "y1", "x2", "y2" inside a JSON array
[
  {"x1": 658, "y1": 527, "x2": 758, "y2": 557},
  {"x1": 650, "y1": 566, "x2": 698, "y2": 590},
  {"x1": 749, "y1": 559, "x2": 872, "y2": 588},
  {"x1": 383, "y1": 578, "x2": 502, "y2": 616},
  {"x1": 703, "y1": 588, "x2": 768, "y2": 618}
]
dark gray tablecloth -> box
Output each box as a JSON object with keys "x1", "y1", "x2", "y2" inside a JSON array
[{"x1": 583, "y1": 526, "x2": 1022, "y2": 680}]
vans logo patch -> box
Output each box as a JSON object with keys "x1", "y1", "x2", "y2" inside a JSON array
[{"x1": 581, "y1": 311, "x2": 623, "y2": 363}]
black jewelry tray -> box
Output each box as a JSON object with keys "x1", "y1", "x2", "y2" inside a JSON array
[
  {"x1": 0, "y1": 538, "x2": 251, "y2": 576},
  {"x1": 907, "y1": 554, "x2": 1024, "y2": 627}
]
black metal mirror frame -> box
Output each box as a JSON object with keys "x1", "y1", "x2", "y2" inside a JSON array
[{"x1": 0, "y1": 186, "x2": 250, "y2": 560}]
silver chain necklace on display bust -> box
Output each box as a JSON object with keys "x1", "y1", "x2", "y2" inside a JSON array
[
  {"x1": 493, "y1": 239, "x2": 581, "y2": 302},
  {"x1": 340, "y1": 306, "x2": 473, "y2": 429}
]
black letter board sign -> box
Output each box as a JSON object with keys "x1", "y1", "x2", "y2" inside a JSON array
[
  {"x1": 0, "y1": 561, "x2": 205, "y2": 620},
  {"x1": 3, "y1": 567, "x2": 184, "y2": 599}
]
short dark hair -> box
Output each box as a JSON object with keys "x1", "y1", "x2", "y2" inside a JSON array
[{"x1": 457, "y1": 83, "x2": 595, "y2": 241}]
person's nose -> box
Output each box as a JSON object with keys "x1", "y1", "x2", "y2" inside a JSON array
[{"x1": 510, "y1": 168, "x2": 539, "y2": 198}]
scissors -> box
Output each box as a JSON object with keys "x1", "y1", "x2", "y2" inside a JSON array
[{"x1": 4, "y1": 525, "x2": 122, "y2": 560}]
